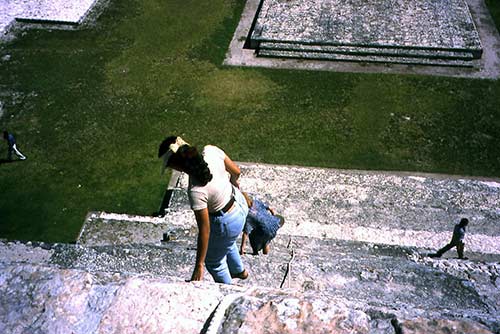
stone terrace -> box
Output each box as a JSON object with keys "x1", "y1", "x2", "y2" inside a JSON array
[
  {"x1": 159, "y1": 164, "x2": 500, "y2": 256},
  {"x1": 226, "y1": 0, "x2": 500, "y2": 78},
  {"x1": 249, "y1": 0, "x2": 482, "y2": 67},
  {"x1": 0, "y1": 0, "x2": 99, "y2": 37}
]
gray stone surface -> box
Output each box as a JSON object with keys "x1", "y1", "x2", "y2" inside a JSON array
[
  {"x1": 0, "y1": 264, "x2": 119, "y2": 334},
  {"x1": 0, "y1": 0, "x2": 101, "y2": 40},
  {"x1": 396, "y1": 318, "x2": 494, "y2": 334},
  {"x1": 218, "y1": 291, "x2": 372, "y2": 334},
  {"x1": 1, "y1": 164, "x2": 500, "y2": 333},
  {"x1": 251, "y1": 0, "x2": 482, "y2": 53},
  {"x1": 258, "y1": 49, "x2": 478, "y2": 67},
  {"x1": 0, "y1": 240, "x2": 54, "y2": 264},
  {"x1": 243, "y1": 235, "x2": 500, "y2": 327},
  {"x1": 78, "y1": 212, "x2": 169, "y2": 246},
  {"x1": 249, "y1": 0, "x2": 484, "y2": 66},
  {"x1": 2, "y1": 235, "x2": 499, "y2": 333},
  {"x1": 0, "y1": 263, "x2": 240, "y2": 334},
  {"x1": 225, "y1": 0, "x2": 500, "y2": 78},
  {"x1": 234, "y1": 163, "x2": 500, "y2": 255},
  {"x1": 218, "y1": 290, "x2": 496, "y2": 334},
  {"x1": 259, "y1": 42, "x2": 478, "y2": 60}
]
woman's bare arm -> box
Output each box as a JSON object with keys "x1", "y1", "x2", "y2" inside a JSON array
[
  {"x1": 224, "y1": 156, "x2": 241, "y2": 188},
  {"x1": 190, "y1": 208, "x2": 210, "y2": 281}
]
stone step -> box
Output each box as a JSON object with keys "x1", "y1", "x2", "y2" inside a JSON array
[
  {"x1": 259, "y1": 42, "x2": 477, "y2": 60},
  {"x1": 243, "y1": 235, "x2": 500, "y2": 323},
  {"x1": 56, "y1": 163, "x2": 499, "y2": 331},
  {"x1": 72, "y1": 163, "x2": 500, "y2": 277},
  {"x1": 257, "y1": 49, "x2": 478, "y2": 67},
  {"x1": 237, "y1": 164, "x2": 500, "y2": 255},
  {"x1": 2, "y1": 232, "x2": 499, "y2": 331},
  {"x1": 77, "y1": 211, "x2": 169, "y2": 246},
  {"x1": 27, "y1": 211, "x2": 500, "y2": 284},
  {"x1": 163, "y1": 164, "x2": 500, "y2": 256},
  {"x1": 6, "y1": 262, "x2": 497, "y2": 334},
  {"x1": 0, "y1": 261, "x2": 249, "y2": 334},
  {"x1": 1, "y1": 0, "x2": 101, "y2": 41},
  {"x1": 249, "y1": 0, "x2": 483, "y2": 66}
]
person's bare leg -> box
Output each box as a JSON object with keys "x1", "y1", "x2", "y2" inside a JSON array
[{"x1": 263, "y1": 244, "x2": 270, "y2": 254}]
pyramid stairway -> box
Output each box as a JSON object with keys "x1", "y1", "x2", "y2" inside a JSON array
[
  {"x1": 1, "y1": 211, "x2": 499, "y2": 333},
  {"x1": 1, "y1": 164, "x2": 499, "y2": 333}
]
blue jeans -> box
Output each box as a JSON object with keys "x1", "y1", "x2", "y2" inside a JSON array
[{"x1": 206, "y1": 188, "x2": 248, "y2": 284}]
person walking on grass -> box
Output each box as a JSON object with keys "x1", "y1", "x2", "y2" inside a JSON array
[
  {"x1": 3, "y1": 131, "x2": 26, "y2": 161},
  {"x1": 240, "y1": 192, "x2": 285, "y2": 256},
  {"x1": 429, "y1": 218, "x2": 469, "y2": 259},
  {"x1": 159, "y1": 136, "x2": 249, "y2": 284}
]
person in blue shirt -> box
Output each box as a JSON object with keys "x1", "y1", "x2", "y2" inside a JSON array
[
  {"x1": 240, "y1": 192, "x2": 285, "y2": 255},
  {"x1": 3, "y1": 131, "x2": 26, "y2": 161},
  {"x1": 430, "y1": 218, "x2": 469, "y2": 259}
]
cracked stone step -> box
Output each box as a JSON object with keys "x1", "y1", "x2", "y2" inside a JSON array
[
  {"x1": 250, "y1": 0, "x2": 483, "y2": 57},
  {"x1": 257, "y1": 49, "x2": 478, "y2": 67},
  {"x1": 259, "y1": 42, "x2": 478, "y2": 60},
  {"x1": 5, "y1": 234, "x2": 499, "y2": 329}
]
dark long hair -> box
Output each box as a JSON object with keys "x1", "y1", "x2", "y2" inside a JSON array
[
  {"x1": 179, "y1": 146, "x2": 213, "y2": 186},
  {"x1": 159, "y1": 136, "x2": 213, "y2": 186}
]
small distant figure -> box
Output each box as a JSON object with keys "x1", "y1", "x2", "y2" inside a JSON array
[
  {"x1": 240, "y1": 192, "x2": 285, "y2": 255},
  {"x1": 429, "y1": 218, "x2": 469, "y2": 259},
  {"x1": 3, "y1": 131, "x2": 27, "y2": 161}
]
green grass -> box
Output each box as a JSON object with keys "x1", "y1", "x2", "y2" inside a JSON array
[{"x1": 1, "y1": 0, "x2": 499, "y2": 242}]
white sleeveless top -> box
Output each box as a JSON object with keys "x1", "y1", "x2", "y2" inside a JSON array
[{"x1": 188, "y1": 145, "x2": 233, "y2": 212}]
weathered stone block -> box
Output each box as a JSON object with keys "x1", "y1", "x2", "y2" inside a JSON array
[{"x1": 249, "y1": 0, "x2": 483, "y2": 66}]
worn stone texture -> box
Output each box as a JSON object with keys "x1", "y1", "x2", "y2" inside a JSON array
[
  {"x1": 0, "y1": 263, "x2": 240, "y2": 334},
  {"x1": 252, "y1": 0, "x2": 482, "y2": 51},
  {"x1": 1, "y1": 235, "x2": 499, "y2": 331},
  {"x1": 234, "y1": 164, "x2": 500, "y2": 255},
  {"x1": 249, "y1": 0, "x2": 483, "y2": 66},
  {"x1": 78, "y1": 212, "x2": 169, "y2": 246},
  {"x1": 219, "y1": 292, "x2": 371, "y2": 334},
  {"x1": 0, "y1": 0, "x2": 105, "y2": 42},
  {"x1": 225, "y1": 0, "x2": 500, "y2": 78},
  {"x1": 2, "y1": 261, "x2": 496, "y2": 334},
  {"x1": 1, "y1": 164, "x2": 499, "y2": 333},
  {"x1": 0, "y1": 264, "x2": 120, "y2": 334},
  {"x1": 398, "y1": 317, "x2": 494, "y2": 334},
  {"x1": 96, "y1": 279, "x2": 224, "y2": 334}
]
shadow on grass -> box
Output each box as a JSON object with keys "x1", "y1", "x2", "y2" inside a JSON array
[{"x1": 0, "y1": 159, "x2": 24, "y2": 166}]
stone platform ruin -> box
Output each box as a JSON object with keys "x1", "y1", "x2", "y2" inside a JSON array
[
  {"x1": 226, "y1": 0, "x2": 500, "y2": 78},
  {"x1": 248, "y1": 0, "x2": 482, "y2": 67},
  {"x1": 0, "y1": 0, "x2": 101, "y2": 41},
  {"x1": 1, "y1": 164, "x2": 500, "y2": 333}
]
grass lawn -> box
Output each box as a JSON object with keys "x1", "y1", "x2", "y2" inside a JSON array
[{"x1": 0, "y1": 0, "x2": 499, "y2": 243}]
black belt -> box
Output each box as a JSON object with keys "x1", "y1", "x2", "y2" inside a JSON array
[{"x1": 210, "y1": 196, "x2": 235, "y2": 216}]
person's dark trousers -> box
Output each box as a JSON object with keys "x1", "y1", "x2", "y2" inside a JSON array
[
  {"x1": 435, "y1": 242, "x2": 457, "y2": 257},
  {"x1": 456, "y1": 241, "x2": 465, "y2": 259}
]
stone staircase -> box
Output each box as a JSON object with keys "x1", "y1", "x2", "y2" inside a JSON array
[
  {"x1": 1, "y1": 164, "x2": 499, "y2": 333},
  {"x1": 1, "y1": 215, "x2": 499, "y2": 333}
]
